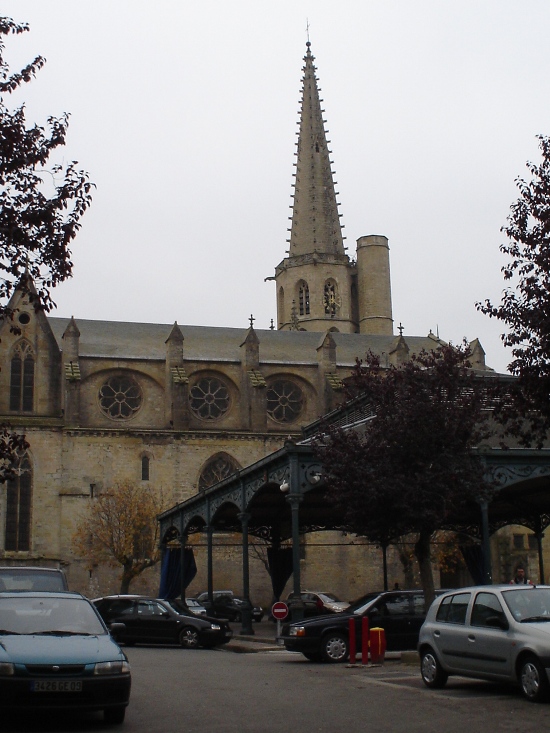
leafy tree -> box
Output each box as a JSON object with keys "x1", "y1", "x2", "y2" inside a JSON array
[
  {"x1": 0, "y1": 426, "x2": 27, "y2": 482},
  {"x1": 0, "y1": 17, "x2": 92, "y2": 478},
  {"x1": 73, "y1": 484, "x2": 165, "y2": 594},
  {"x1": 0, "y1": 16, "x2": 93, "y2": 319},
  {"x1": 477, "y1": 135, "x2": 550, "y2": 446},
  {"x1": 315, "y1": 344, "x2": 492, "y2": 607}
]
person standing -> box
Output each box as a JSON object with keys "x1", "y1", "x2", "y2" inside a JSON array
[{"x1": 510, "y1": 565, "x2": 532, "y2": 584}]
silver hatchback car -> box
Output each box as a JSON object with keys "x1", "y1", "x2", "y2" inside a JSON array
[{"x1": 418, "y1": 585, "x2": 550, "y2": 702}]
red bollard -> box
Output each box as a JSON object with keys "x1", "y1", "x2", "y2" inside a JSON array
[
  {"x1": 348, "y1": 617, "x2": 356, "y2": 665},
  {"x1": 361, "y1": 616, "x2": 370, "y2": 664},
  {"x1": 369, "y1": 627, "x2": 386, "y2": 665}
]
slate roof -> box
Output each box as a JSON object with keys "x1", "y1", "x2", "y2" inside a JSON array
[{"x1": 48, "y1": 317, "x2": 450, "y2": 367}]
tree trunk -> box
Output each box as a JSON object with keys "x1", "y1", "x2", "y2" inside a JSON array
[
  {"x1": 414, "y1": 529, "x2": 435, "y2": 608},
  {"x1": 381, "y1": 543, "x2": 388, "y2": 591},
  {"x1": 397, "y1": 538, "x2": 417, "y2": 587},
  {"x1": 120, "y1": 565, "x2": 135, "y2": 594}
]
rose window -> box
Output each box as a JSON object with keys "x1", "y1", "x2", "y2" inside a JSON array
[
  {"x1": 99, "y1": 375, "x2": 142, "y2": 420},
  {"x1": 189, "y1": 377, "x2": 230, "y2": 420},
  {"x1": 267, "y1": 380, "x2": 304, "y2": 423}
]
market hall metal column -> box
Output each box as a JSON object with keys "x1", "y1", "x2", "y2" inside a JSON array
[
  {"x1": 239, "y1": 510, "x2": 254, "y2": 635},
  {"x1": 285, "y1": 449, "x2": 305, "y2": 621},
  {"x1": 480, "y1": 500, "x2": 493, "y2": 584},
  {"x1": 206, "y1": 524, "x2": 214, "y2": 603}
]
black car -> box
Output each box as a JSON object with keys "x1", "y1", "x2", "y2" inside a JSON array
[
  {"x1": 196, "y1": 592, "x2": 264, "y2": 622},
  {"x1": 280, "y1": 590, "x2": 433, "y2": 662},
  {"x1": 93, "y1": 595, "x2": 232, "y2": 649}
]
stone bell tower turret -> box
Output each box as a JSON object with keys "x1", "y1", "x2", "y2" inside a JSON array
[{"x1": 356, "y1": 235, "x2": 393, "y2": 335}]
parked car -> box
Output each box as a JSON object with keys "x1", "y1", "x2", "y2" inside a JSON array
[
  {"x1": 419, "y1": 584, "x2": 550, "y2": 702},
  {"x1": 286, "y1": 591, "x2": 349, "y2": 616},
  {"x1": 0, "y1": 566, "x2": 68, "y2": 592},
  {"x1": 281, "y1": 589, "x2": 435, "y2": 662},
  {"x1": 0, "y1": 591, "x2": 130, "y2": 724},
  {"x1": 185, "y1": 597, "x2": 207, "y2": 616},
  {"x1": 196, "y1": 592, "x2": 264, "y2": 622},
  {"x1": 93, "y1": 595, "x2": 232, "y2": 649}
]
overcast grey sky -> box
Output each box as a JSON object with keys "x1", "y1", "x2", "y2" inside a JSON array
[{"x1": 3, "y1": 0, "x2": 550, "y2": 374}]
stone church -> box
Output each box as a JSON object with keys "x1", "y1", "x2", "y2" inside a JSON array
[{"x1": 0, "y1": 43, "x2": 492, "y2": 598}]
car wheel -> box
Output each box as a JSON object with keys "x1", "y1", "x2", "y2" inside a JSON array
[
  {"x1": 179, "y1": 627, "x2": 200, "y2": 649},
  {"x1": 519, "y1": 655, "x2": 549, "y2": 702},
  {"x1": 420, "y1": 648, "x2": 448, "y2": 689},
  {"x1": 303, "y1": 652, "x2": 322, "y2": 662},
  {"x1": 320, "y1": 632, "x2": 348, "y2": 663},
  {"x1": 104, "y1": 706, "x2": 125, "y2": 725}
]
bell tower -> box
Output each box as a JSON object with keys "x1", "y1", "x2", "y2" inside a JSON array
[{"x1": 274, "y1": 43, "x2": 357, "y2": 333}]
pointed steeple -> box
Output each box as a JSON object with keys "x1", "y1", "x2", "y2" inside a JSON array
[
  {"x1": 289, "y1": 43, "x2": 344, "y2": 258},
  {"x1": 274, "y1": 43, "x2": 357, "y2": 334}
]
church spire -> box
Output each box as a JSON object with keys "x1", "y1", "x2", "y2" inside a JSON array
[
  {"x1": 274, "y1": 43, "x2": 357, "y2": 334},
  {"x1": 288, "y1": 42, "x2": 345, "y2": 258}
]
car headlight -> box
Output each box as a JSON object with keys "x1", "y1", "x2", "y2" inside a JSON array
[
  {"x1": 289, "y1": 626, "x2": 306, "y2": 637},
  {"x1": 0, "y1": 663, "x2": 14, "y2": 676},
  {"x1": 94, "y1": 660, "x2": 131, "y2": 675},
  {"x1": 210, "y1": 624, "x2": 221, "y2": 630}
]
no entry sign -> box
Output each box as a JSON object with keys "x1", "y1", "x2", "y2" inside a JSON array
[{"x1": 271, "y1": 601, "x2": 289, "y2": 620}]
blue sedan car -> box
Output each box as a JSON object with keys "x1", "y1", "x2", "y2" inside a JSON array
[{"x1": 0, "y1": 592, "x2": 131, "y2": 724}]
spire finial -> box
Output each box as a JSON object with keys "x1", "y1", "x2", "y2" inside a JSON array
[
  {"x1": 398, "y1": 323, "x2": 404, "y2": 337},
  {"x1": 306, "y1": 18, "x2": 311, "y2": 50},
  {"x1": 249, "y1": 314, "x2": 255, "y2": 329}
]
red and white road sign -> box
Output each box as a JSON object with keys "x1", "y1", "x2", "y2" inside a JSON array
[{"x1": 271, "y1": 601, "x2": 289, "y2": 620}]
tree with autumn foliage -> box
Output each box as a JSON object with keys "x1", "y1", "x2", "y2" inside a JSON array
[
  {"x1": 315, "y1": 344, "x2": 493, "y2": 608},
  {"x1": 73, "y1": 484, "x2": 164, "y2": 594},
  {"x1": 0, "y1": 16, "x2": 92, "y2": 477},
  {"x1": 478, "y1": 135, "x2": 550, "y2": 447}
]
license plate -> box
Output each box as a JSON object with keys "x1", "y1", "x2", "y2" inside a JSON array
[{"x1": 31, "y1": 680, "x2": 82, "y2": 692}]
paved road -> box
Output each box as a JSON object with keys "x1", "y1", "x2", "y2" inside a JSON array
[{"x1": 3, "y1": 644, "x2": 550, "y2": 732}]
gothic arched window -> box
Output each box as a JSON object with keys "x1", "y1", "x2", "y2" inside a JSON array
[
  {"x1": 298, "y1": 281, "x2": 310, "y2": 316},
  {"x1": 323, "y1": 280, "x2": 338, "y2": 317},
  {"x1": 10, "y1": 341, "x2": 34, "y2": 412},
  {"x1": 5, "y1": 453, "x2": 32, "y2": 551},
  {"x1": 278, "y1": 286, "x2": 285, "y2": 328},
  {"x1": 141, "y1": 455, "x2": 150, "y2": 481},
  {"x1": 198, "y1": 453, "x2": 241, "y2": 492}
]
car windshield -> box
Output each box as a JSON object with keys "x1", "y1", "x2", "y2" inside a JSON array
[
  {"x1": 0, "y1": 571, "x2": 65, "y2": 592},
  {"x1": 347, "y1": 593, "x2": 382, "y2": 614},
  {"x1": 0, "y1": 596, "x2": 106, "y2": 636},
  {"x1": 502, "y1": 587, "x2": 550, "y2": 622},
  {"x1": 317, "y1": 593, "x2": 341, "y2": 603},
  {"x1": 164, "y1": 599, "x2": 192, "y2": 617}
]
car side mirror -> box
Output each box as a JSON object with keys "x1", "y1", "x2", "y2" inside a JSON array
[
  {"x1": 485, "y1": 616, "x2": 509, "y2": 631},
  {"x1": 109, "y1": 622, "x2": 126, "y2": 640}
]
